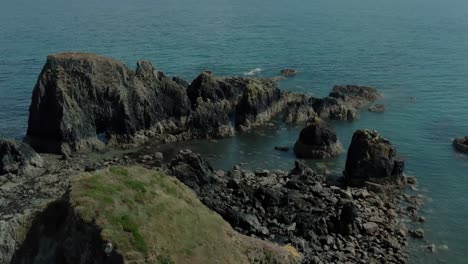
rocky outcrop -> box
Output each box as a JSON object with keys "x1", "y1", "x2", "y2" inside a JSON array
[
  {"x1": 284, "y1": 95, "x2": 317, "y2": 123},
  {"x1": 187, "y1": 71, "x2": 248, "y2": 108},
  {"x1": 0, "y1": 139, "x2": 44, "y2": 177},
  {"x1": 285, "y1": 85, "x2": 382, "y2": 123},
  {"x1": 453, "y1": 136, "x2": 468, "y2": 154},
  {"x1": 168, "y1": 150, "x2": 410, "y2": 263},
  {"x1": 344, "y1": 129, "x2": 405, "y2": 186},
  {"x1": 280, "y1": 69, "x2": 297, "y2": 77},
  {"x1": 169, "y1": 149, "x2": 220, "y2": 192},
  {"x1": 27, "y1": 53, "x2": 194, "y2": 153},
  {"x1": 235, "y1": 79, "x2": 283, "y2": 130},
  {"x1": 9, "y1": 166, "x2": 300, "y2": 264},
  {"x1": 293, "y1": 118, "x2": 343, "y2": 159},
  {"x1": 368, "y1": 104, "x2": 386, "y2": 113},
  {"x1": 26, "y1": 53, "x2": 383, "y2": 154},
  {"x1": 313, "y1": 85, "x2": 381, "y2": 120}
]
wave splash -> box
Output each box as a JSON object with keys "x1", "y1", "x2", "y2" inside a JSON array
[{"x1": 243, "y1": 68, "x2": 262, "y2": 76}]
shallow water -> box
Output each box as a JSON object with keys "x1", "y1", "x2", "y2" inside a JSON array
[{"x1": 1, "y1": 0, "x2": 468, "y2": 262}]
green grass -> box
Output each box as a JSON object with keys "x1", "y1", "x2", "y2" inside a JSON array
[{"x1": 70, "y1": 166, "x2": 301, "y2": 264}]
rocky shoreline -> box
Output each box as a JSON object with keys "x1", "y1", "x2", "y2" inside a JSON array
[{"x1": 0, "y1": 52, "x2": 429, "y2": 263}]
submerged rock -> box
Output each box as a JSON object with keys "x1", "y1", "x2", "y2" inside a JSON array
[
  {"x1": 344, "y1": 129, "x2": 405, "y2": 185},
  {"x1": 0, "y1": 139, "x2": 44, "y2": 176},
  {"x1": 280, "y1": 69, "x2": 297, "y2": 77},
  {"x1": 368, "y1": 104, "x2": 386, "y2": 112},
  {"x1": 293, "y1": 118, "x2": 343, "y2": 159},
  {"x1": 453, "y1": 136, "x2": 468, "y2": 154}
]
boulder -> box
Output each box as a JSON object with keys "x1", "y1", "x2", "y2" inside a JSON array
[
  {"x1": 274, "y1": 146, "x2": 290, "y2": 152},
  {"x1": 0, "y1": 139, "x2": 44, "y2": 176},
  {"x1": 344, "y1": 129, "x2": 404, "y2": 185},
  {"x1": 453, "y1": 136, "x2": 468, "y2": 154},
  {"x1": 294, "y1": 118, "x2": 343, "y2": 159},
  {"x1": 368, "y1": 104, "x2": 385, "y2": 113},
  {"x1": 168, "y1": 149, "x2": 219, "y2": 191},
  {"x1": 280, "y1": 69, "x2": 297, "y2": 77},
  {"x1": 409, "y1": 228, "x2": 424, "y2": 239},
  {"x1": 363, "y1": 222, "x2": 379, "y2": 235}
]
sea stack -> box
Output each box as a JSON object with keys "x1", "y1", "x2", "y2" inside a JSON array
[
  {"x1": 344, "y1": 129, "x2": 405, "y2": 185},
  {"x1": 294, "y1": 118, "x2": 343, "y2": 159}
]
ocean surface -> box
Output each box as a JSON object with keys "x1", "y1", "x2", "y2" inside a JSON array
[{"x1": 1, "y1": 0, "x2": 468, "y2": 262}]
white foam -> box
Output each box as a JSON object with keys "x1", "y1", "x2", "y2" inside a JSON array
[{"x1": 243, "y1": 68, "x2": 262, "y2": 76}]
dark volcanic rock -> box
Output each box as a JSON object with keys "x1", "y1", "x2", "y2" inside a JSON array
[
  {"x1": 189, "y1": 99, "x2": 234, "y2": 139},
  {"x1": 167, "y1": 150, "x2": 409, "y2": 263},
  {"x1": 0, "y1": 139, "x2": 44, "y2": 176},
  {"x1": 27, "y1": 53, "x2": 301, "y2": 153},
  {"x1": 293, "y1": 118, "x2": 343, "y2": 159},
  {"x1": 235, "y1": 79, "x2": 283, "y2": 129},
  {"x1": 27, "y1": 53, "x2": 192, "y2": 153},
  {"x1": 169, "y1": 149, "x2": 220, "y2": 192},
  {"x1": 308, "y1": 85, "x2": 382, "y2": 121},
  {"x1": 453, "y1": 136, "x2": 468, "y2": 154},
  {"x1": 344, "y1": 129, "x2": 405, "y2": 185},
  {"x1": 172, "y1": 76, "x2": 190, "y2": 88},
  {"x1": 368, "y1": 104, "x2": 386, "y2": 113},
  {"x1": 284, "y1": 96, "x2": 317, "y2": 123},
  {"x1": 187, "y1": 71, "x2": 247, "y2": 108},
  {"x1": 280, "y1": 69, "x2": 297, "y2": 77}
]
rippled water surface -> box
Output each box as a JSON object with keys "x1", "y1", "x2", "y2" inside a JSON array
[{"x1": 1, "y1": 0, "x2": 468, "y2": 262}]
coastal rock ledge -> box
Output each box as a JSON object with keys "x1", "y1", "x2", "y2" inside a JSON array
[{"x1": 345, "y1": 129, "x2": 405, "y2": 186}]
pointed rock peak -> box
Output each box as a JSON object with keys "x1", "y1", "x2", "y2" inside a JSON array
[{"x1": 136, "y1": 60, "x2": 158, "y2": 76}]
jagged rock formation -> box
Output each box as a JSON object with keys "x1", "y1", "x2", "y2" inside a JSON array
[
  {"x1": 453, "y1": 136, "x2": 468, "y2": 154},
  {"x1": 0, "y1": 139, "x2": 44, "y2": 177},
  {"x1": 187, "y1": 71, "x2": 247, "y2": 109},
  {"x1": 293, "y1": 118, "x2": 343, "y2": 159},
  {"x1": 26, "y1": 53, "x2": 382, "y2": 153},
  {"x1": 344, "y1": 129, "x2": 405, "y2": 186},
  {"x1": 312, "y1": 85, "x2": 381, "y2": 120},
  {"x1": 283, "y1": 95, "x2": 317, "y2": 123},
  {"x1": 168, "y1": 150, "x2": 411, "y2": 263},
  {"x1": 27, "y1": 53, "x2": 194, "y2": 153}
]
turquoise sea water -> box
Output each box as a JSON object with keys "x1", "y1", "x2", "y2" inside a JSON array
[{"x1": 1, "y1": 0, "x2": 468, "y2": 262}]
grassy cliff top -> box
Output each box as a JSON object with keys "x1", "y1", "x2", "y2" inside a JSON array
[{"x1": 70, "y1": 166, "x2": 300, "y2": 264}]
